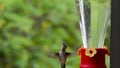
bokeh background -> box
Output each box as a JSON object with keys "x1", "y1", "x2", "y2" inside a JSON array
[{"x1": 0, "y1": 0, "x2": 110, "y2": 68}]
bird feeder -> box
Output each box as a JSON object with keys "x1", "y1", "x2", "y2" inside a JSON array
[{"x1": 76, "y1": 0, "x2": 110, "y2": 68}]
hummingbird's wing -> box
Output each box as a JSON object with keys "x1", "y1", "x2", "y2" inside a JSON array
[
  {"x1": 66, "y1": 52, "x2": 77, "y2": 57},
  {"x1": 47, "y1": 52, "x2": 59, "y2": 58},
  {"x1": 66, "y1": 52, "x2": 71, "y2": 57},
  {"x1": 55, "y1": 53, "x2": 59, "y2": 57}
]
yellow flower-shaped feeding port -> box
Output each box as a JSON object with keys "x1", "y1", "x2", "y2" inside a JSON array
[{"x1": 85, "y1": 46, "x2": 97, "y2": 57}]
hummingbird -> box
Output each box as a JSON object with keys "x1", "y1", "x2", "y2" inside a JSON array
[{"x1": 55, "y1": 43, "x2": 71, "y2": 68}]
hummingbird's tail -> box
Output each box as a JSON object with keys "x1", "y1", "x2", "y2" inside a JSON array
[{"x1": 61, "y1": 63, "x2": 65, "y2": 68}]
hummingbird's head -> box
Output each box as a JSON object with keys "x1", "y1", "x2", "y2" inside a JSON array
[{"x1": 61, "y1": 43, "x2": 67, "y2": 51}]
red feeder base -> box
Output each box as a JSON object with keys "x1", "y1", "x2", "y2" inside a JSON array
[{"x1": 78, "y1": 48, "x2": 110, "y2": 68}]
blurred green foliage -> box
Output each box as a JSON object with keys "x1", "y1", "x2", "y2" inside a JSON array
[{"x1": 0, "y1": 0, "x2": 110, "y2": 68}]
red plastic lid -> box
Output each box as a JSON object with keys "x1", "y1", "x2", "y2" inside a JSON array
[{"x1": 78, "y1": 47, "x2": 110, "y2": 68}]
